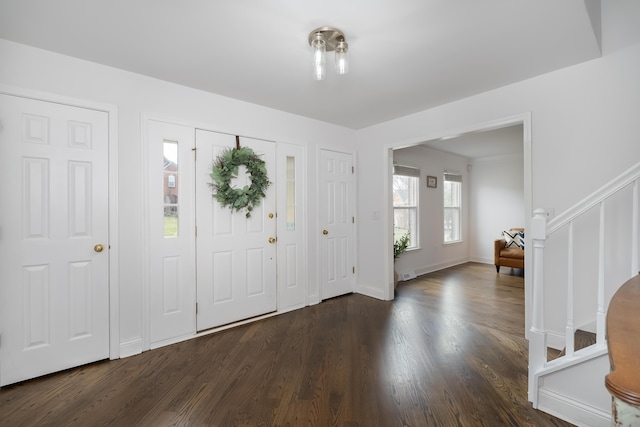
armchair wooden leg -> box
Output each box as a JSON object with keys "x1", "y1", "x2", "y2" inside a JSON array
[{"x1": 496, "y1": 265, "x2": 500, "y2": 273}]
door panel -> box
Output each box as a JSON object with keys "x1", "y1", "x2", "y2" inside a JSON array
[
  {"x1": 0, "y1": 94, "x2": 109, "y2": 386},
  {"x1": 195, "y1": 130, "x2": 276, "y2": 330},
  {"x1": 319, "y1": 149, "x2": 354, "y2": 300},
  {"x1": 147, "y1": 120, "x2": 196, "y2": 346},
  {"x1": 276, "y1": 143, "x2": 306, "y2": 310}
]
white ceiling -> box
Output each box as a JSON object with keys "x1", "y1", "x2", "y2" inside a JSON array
[{"x1": 0, "y1": 0, "x2": 601, "y2": 130}]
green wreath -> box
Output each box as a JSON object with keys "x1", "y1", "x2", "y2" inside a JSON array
[{"x1": 209, "y1": 146, "x2": 270, "y2": 218}]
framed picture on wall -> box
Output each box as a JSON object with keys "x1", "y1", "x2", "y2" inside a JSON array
[{"x1": 427, "y1": 175, "x2": 437, "y2": 188}]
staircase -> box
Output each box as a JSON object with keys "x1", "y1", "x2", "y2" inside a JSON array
[{"x1": 527, "y1": 162, "x2": 640, "y2": 427}]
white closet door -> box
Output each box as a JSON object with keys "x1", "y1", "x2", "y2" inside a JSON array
[
  {"x1": 319, "y1": 149, "x2": 355, "y2": 300},
  {"x1": 0, "y1": 94, "x2": 110, "y2": 386}
]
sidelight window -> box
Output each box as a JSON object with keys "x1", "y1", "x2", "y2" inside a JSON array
[
  {"x1": 286, "y1": 156, "x2": 296, "y2": 230},
  {"x1": 163, "y1": 141, "x2": 179, "y2": 237}
]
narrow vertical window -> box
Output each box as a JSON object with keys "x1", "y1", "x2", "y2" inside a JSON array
[
  {"x1": 443, "y1": 172, "x2": 462, "y2": 243},
  {"x1": 163, "y1": 141, "x2": 179, "y2": 238},
  {"x1": 393, "y1": 165, "x2": 419, "y2": 248},
  {"x1": 286, "y1": 156, "x2": 295, "y2": 230}
]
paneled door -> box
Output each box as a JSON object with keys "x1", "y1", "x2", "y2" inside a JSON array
[
  {"x1": 195, "y1": 130, "x2": 277, "y2": 330},
  {"x1": 147, "y1": 120, "x2": 196, "y2": 347},
  {"x1": 0, "y1": 94, "x2": 110, "y2": 386},
  {"x1": 319, "y1": 149, "x2": 355, "y2": 300}
]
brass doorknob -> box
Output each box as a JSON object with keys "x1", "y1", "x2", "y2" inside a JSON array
[
  {"x1": 268, "y1": 237, "x2": 277, "y2": 244},
  {"x1": 94, "y1": 244, "x2": 104, "y2": 253},
  {"x1": 322, "y1": 230, "x2": 328, "y2": 235}
]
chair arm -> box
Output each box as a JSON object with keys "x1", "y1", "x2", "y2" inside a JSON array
[{"x1": 494, "y1": 238, "x2": 506, "y2": 264}]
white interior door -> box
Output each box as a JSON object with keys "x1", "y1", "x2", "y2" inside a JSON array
[
  {"x1": 319, "y1": 149, "x2": 355, "y2": 300},
  {"x1": 195, "y1": 130, "x2": 277, "y2": 330},
  {"x1": 0, "y1": 94, "x2": 110, "y2": 386},
  {"x1": 147, "y1": 120, "x2": 196, "y2": 347}
]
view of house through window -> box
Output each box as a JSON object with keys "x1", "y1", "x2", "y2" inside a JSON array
[
  {"x1": 286, "y1": 156, "x2": 296, "y2": 230},
  {"x1": 443, "y1": 172, "x2": 462, "y2": 243},
  {"x1": 163, "y1": 140, "x2": 179, "y2": 238},
  {"x1": 393, "y1": 165, "x2": 419, "y2": 249}
]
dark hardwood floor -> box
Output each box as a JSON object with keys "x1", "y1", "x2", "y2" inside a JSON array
[{"x1": 0, "y1": 262, "x2": 574, "y2": 426}]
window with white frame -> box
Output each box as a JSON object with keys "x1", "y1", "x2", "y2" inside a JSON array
[
  {"x1": 393, "y1": 165, "x2": 419, "y2": 249},
  {"x1": 443, "y1": 172, "x2": 462, "y2": 243}
]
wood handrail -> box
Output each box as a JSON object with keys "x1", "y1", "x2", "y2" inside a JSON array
[{"x1": 605, "y1": 274, "x2": 640, "y2": 405}]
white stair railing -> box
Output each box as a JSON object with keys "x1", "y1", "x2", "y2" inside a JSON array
[{"x1": 528, "y1": 163, "x2": 640, "y2": 408}]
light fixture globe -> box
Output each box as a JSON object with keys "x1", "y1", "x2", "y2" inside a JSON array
[
  {"x1": 310, "y1": 32, "x2": 326, "y2": 80},
  {"x1": 335, "y1": 39, "x2": 349, "y2": 75}
]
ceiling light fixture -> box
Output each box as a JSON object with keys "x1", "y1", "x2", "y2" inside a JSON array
[{"x1": 308, "y1": 27, "x2": 349, "y2": 80}]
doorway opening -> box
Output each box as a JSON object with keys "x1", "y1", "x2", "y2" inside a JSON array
[{"x1": 386, "y1": 114, "x2": 532, "y2": 334}]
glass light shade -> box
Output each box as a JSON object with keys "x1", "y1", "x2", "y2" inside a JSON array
[
  {"x1": 335, "y1": 40, "x2": 349, "y2": 75},
  {"x1": 311, "y1": 34, "x2": 326, "y2": 81}
]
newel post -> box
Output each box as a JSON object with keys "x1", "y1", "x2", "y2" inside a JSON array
[{"x1": 528, "y1": 208, "x2": 548, "y2": 407}]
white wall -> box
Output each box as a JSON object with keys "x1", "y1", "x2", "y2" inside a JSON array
[
  {"x1": 0, "y1": 38, "x2": 356, "y2": 355},
  {"x1": 393, "y1": 146, "x2": 470, "y2": 277},
  {"x1": 354, "y1": 2, "x2": 640, "y2": 301},
  {"x1": 469, "y1": 153, "x2": 525, "y2": 264}
]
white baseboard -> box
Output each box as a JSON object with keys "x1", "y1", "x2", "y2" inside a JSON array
[
  {"x1": 415, "y1": 257, "x2": 470, "y2": 276},
  {"x1": 469, "y1": 256, "x2": 493, "y2": 264},
  {"x1": 356, "y1": 283, "x2": 387, "y2": 300},
  {"x1": 119, "y1": 338, "x2": 143, "y2": 358},
  {"x1": 538, "y1": 388, "x2": 611, "y2": 427}
]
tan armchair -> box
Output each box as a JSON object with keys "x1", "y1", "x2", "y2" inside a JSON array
[{"x1": 494, "y1": 228, "x2": 524, "y2": 273}]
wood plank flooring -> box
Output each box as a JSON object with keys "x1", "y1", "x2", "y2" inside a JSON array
[{"x1": 0, "y1": 262, "x2": 574, "y2": 426}]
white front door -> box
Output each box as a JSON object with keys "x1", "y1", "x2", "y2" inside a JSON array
[
  {"x1": 195, "y1": 130, "x2": 277, "y2": 330},
  {"x1": 0, "y1": 94, "x2": 110, "y2": 386},
  {"x1": 319, "y1": 149, "x2": 355, "y2": 300}
]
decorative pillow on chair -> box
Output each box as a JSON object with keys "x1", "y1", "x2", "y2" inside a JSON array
[
  {"x1": 503, "y1": 230, "x2": 525, "y2": 249},
  {"x1": 517, "y1": 231, "x2": 525, "y2": 249}
]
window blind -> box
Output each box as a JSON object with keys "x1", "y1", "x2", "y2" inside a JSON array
[
  {"x1": 444, "y1": 173, "x2": 462, "y2": 183},
  {"x1": 394, "y1": 165, "x2": 420, "y2": 177}
]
